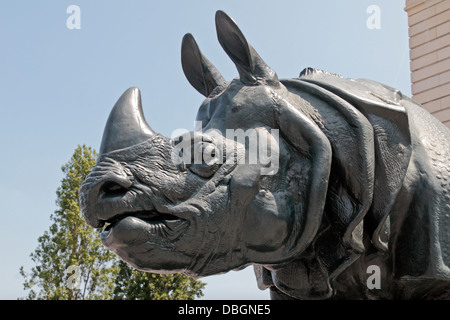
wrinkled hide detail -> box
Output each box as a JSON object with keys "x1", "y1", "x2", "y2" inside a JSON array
[{"x1": 81, "y1": 10, "x2": 450, "y2": 300}]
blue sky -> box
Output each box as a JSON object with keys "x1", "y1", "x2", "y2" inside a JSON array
[{"x1": 0, "y1": 0, "x2": 410, "y2": 299}]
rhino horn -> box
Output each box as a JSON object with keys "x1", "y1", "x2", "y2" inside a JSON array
[
  {"x1": 215, "y1": 10, "x2": 279, "y2": 86},
  {"x1": 99, "y1": 87, "x2": 155, "y2": 155}
]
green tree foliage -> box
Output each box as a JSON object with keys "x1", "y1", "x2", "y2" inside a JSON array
[
  {"x1": 20, "y1": 145, "x2": 117, "y2": 299},
  {"x1": 20, "y1": 144, "x2": 206, "y2": 300},
  {"x1": 113, "y1": 260, "x2": 205, "y2": 300}
]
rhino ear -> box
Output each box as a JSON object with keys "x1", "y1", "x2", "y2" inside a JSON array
[
  {"x1": 181, "y1": 33, "x2": 226, "y2": 97},
  {"x1": 215, "y1": 10, "x2": 279, "y2": 86}
]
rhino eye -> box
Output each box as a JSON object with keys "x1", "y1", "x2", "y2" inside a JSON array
[
  {"x1": 188, "y1": 142, "x2": 220, "y2": 178},
  {"x1": 189, "y1": 163, "x2": 218, "y2": 178}
]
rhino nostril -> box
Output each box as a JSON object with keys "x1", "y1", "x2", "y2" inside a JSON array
[{"x1": 100, "y1": 181, "x2": 129, "y2": 198}]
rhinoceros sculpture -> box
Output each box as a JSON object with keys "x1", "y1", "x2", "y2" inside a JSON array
[{"x1": 80, "y1": 11, "x2": 450, "y2": 299}]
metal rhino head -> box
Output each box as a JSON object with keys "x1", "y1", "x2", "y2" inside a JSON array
[
  {"x1": 80, "y1": 11, "x2": 421, "y2": 299},
  {"x1": 80, "y1": 11, "x2": 332, "y2": 280}
]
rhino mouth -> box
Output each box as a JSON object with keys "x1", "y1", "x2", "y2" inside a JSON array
[{"x1": 99, "y1": 210, "x2": 190, "y2": 245}]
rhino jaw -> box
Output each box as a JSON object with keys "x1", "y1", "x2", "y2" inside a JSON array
[{"x1": 100, "y1": 212, "x2": 190, "y2": 249}]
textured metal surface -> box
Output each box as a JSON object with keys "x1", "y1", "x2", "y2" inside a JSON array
[{"x1": 80, "y1": 11, "x2": 450, "y2": 299}]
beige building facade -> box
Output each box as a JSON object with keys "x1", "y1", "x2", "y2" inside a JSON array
[{"x1": 405, "y1": 0, "x2": 450, "y2": 128}]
